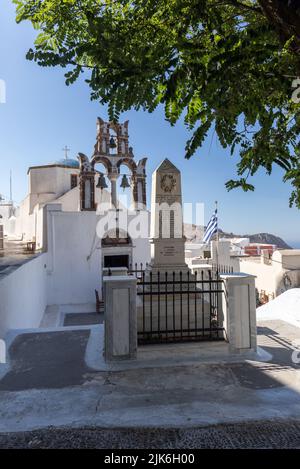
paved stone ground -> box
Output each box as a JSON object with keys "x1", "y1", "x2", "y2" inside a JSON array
[
  {"x1": 1, "y1": 319, "x2": 300, "y2": 446},
  {"x1": 0, "y1": 330, "x2": 91, "y2": 391},
  {"x1": 63, "y1": 313, "x2": 103, "y2": 327},
  {"x1": 0, "y1": 420, "x2": 300, "y2": 448},
  {"x1": 0, "y1": 239, "x2": 37, "y2": 278},
  {"x1": 1, "y1": 320, "x2": 299, "y2": 393}
]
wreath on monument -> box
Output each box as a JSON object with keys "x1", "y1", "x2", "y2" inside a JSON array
[{"x1": 161, "y1": 174, "x2": 176, "y2": 193}]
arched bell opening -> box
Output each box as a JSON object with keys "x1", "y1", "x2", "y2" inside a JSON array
[
  {"x1": 93, "y1": 161, "x2": 112, "y2": 208},
  {"x1": 117, "y1": 164, "x2": 133, "y2": 209},
  {"x1": 117, "y1": 159, "x2": 137, "y2": 210},
  {"x1": 108, "y1": 128, "x2": 118, "y2": 156}
]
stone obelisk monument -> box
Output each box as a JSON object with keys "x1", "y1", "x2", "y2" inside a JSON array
[
  {"x1": 147, "y1": 158, "x2": 189, "y2": 275},
  {"x1": 137, "y1": 159, "x2": 208, "y2": 336}
]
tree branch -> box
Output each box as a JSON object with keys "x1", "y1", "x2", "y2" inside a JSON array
[{"x1": 222, "y1": 0, "x2": 263, "y2": 14}]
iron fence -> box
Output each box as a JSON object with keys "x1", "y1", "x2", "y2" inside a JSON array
[
  {"x1": 135, "y1": 268, "x2": 226, "y2": 345},
  {"x1": 129, "y1": 262, "x2": 149, "y2": 279}
]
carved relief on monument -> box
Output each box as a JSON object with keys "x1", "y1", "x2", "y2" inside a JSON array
[{"x1": 160, "y1": 174, "x2": 176, "y2": 193}]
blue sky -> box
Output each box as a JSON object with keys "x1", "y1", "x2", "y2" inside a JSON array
[{"x1": 0, "y1": 0, "x2": 299, "y2": 247}]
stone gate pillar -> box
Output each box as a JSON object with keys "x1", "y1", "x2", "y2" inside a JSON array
[
  {"x1": 220, "y1": 273, "x2": 257, "y2": 353},
  {"x1": 103, "y1": 275, "x2": 137, "y2": 361}
]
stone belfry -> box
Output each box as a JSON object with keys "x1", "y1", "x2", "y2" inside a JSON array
[{"x1": 78, "y1": 118, "x2": 147, "y2": 210}]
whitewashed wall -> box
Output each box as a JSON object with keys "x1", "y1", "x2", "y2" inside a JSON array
[
  {"x1": 45, "y1": 205, "x2": 151, "y2": 305},
  {"x1": 0, "y1": 254, "x2": 48, "y2": 339},
  {"x1": 132, "y1": 237, "x2": 151, "y2": 267},
  {"x1": 240, "y1": 250, "x2": 300, "y2": 297},
  {"x1": 29, "y1": 166, "x2": 80, "y2": 206},
  {"x1": 45, "y1": 207, "x2": 102, "y2": 305},
  {"x1": 240, "y1": 258, "x2": 276, "y2": 296},
  {"x1": 1, "y1": 201, "x2": 151, "y2": 337},
  {"x1": 0, "y1": 203, "x2": 14, "y2": 236}
]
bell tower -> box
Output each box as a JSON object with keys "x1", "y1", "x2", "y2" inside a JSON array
[{"x1": 78, "y1": 118, "x2": 147, "y2": 211}]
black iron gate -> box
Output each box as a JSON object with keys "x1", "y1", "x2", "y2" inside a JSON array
[{"x1": 131, "y1": 265, "x2": 229, "y2": 345}]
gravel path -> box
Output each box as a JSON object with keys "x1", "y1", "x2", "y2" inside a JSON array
[{"x1": 1, "y1": 420, "x2": 300, "y2": 449}]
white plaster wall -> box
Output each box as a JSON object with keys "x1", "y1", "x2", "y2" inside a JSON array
[
  {"x1": 13, "y1": 201, "x2": 44, "y2": 244},
  {"x1": 55, "y1": 186, "x2": 80, "y2": 212},
  {"x1": 55, "y1": 185, "x2": 111, "y2": 212},
  {"x1": 186, "y1": 240, "x2": 240, "y2": 272},
  {"x1": 29, "y1": 166, "x2": 79, "y2": 200},
  {"x1": 211, "y1": 240, "x2": 231, "y2": 265},
  {"x1": 0, "y1": 204, "x2": 14, "y2": 236},
  {"x1": 45, "y1": 206, "x2": 151, "y2": 305},
  {"x1": 273, "y1": 250, "x2": 300, "y2": 270},
  {"x1": 14, "y1": 196, "x2": 30, "y2": 238},
  {"x1": 12, "y1": 167, "x2": 128, "y2": 243},
  {"x1": 185, "y1": 243, "x2": 206, "y2": 258},
  {"x1": 132, "y1": 237, "x2": 151, "y2": 267},
  {"x1": 127, "y1": 209, "x2": 151, "y2": 267},
  {"x1": 0, "y1": 254, "x2": 48, "y2": 339},
  {"x1": 229, "y1": 256, "x2": 241, "y2": 272},
  {"x1": 46, "y1": 210, "x2": 102, "y2": 305},
  {"x1": 240, "y1": 252, "x2": 300, "y2": 297},
  {"x1": 239, "y1": 258, "x2": 277, "y2": 295}
]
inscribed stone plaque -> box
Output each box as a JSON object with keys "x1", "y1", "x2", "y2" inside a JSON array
[{"x1": 112, "y1": 288, "x2": 129, "y2": 355}]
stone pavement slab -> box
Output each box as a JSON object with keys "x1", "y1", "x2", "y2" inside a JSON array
[
  {"x1": 63, "y1": 313, "x2": 103, "y2": 327},
  {"x1": 0, "y1": 330, "x2": 91, "y2": 391},
  {"x1": 0, "y1": 319, "x2": 300, "y2": 433}
]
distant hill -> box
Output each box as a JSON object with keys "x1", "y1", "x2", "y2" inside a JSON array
[{"x1": 183, "y1": 224, "x2": 291, "y2": 249}]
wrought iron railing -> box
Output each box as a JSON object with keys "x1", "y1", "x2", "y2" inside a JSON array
[{"x1": 136, "y1": 268, "x2": 226, "y2": 345}]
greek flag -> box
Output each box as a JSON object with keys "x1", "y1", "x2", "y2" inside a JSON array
[{"x1": 203, "y1": 209, "x2": 218, "y2": 244}]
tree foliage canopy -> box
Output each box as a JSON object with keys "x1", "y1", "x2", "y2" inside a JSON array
[{"x1": 13, "y1": 0, "x2": 300, "y2": 207}]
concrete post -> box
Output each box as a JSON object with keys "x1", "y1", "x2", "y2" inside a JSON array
[
  {"x1": 220, "y1": 273, "x2": 257, "y2": 353},
  {"x1": 104, "y1": 275, "x2": 137, "y2": 361}
]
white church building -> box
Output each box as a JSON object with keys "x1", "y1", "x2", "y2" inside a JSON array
[{"x1": 0, "y1": 118, "x2": 151, "y2": 337}]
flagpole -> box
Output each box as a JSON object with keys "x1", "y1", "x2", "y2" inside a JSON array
[{"x1": 215, "y1": 200, "x2": 219, "y2": 270}]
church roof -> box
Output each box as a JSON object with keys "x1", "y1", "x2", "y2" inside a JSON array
[{"x1": 53, "y1": 158, "x2": 80, "y2": 168}]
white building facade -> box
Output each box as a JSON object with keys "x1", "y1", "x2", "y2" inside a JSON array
[{"x1": 0, "y1": 119, "x2": 151, "y2": 336}]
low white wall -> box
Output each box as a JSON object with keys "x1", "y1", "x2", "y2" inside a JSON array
[
  {"x1": 240, "y1": 258, "x2": 277, "y2": 296},
  {"x1": 46, "y1": 208, "x2": 102, "y2": 305},
  {"x1": 0, "y1": 254, "x2": 48, "y2": 339}
]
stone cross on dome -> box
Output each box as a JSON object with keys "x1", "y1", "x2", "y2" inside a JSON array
[{"x1": 62, "y1": 145, "x2": 71, "y2": 160}]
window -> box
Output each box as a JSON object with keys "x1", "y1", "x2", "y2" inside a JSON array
[
  {"x1": 104, "y1": 255, "x2": 129, "y2": 268},
  {"x1": 80, "y1": 175, "x2": 95, "y2": 210},
  {"x1": 84, "y1": 179, "x2": 91, "y2": 209},
  {"x1": 71, "y1": 174, "x2": 78, "y2": 189}
]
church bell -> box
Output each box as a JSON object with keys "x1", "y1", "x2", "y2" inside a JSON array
[
  {"x1": 120, "y1": 174, "x2": 130, "y2": 191},
  {"x1": 109, "y1": 136, "x2": 117, "y2": 149},
  {"x1": 96, "y1": 174, "x2": 108, "y2": 190}
]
